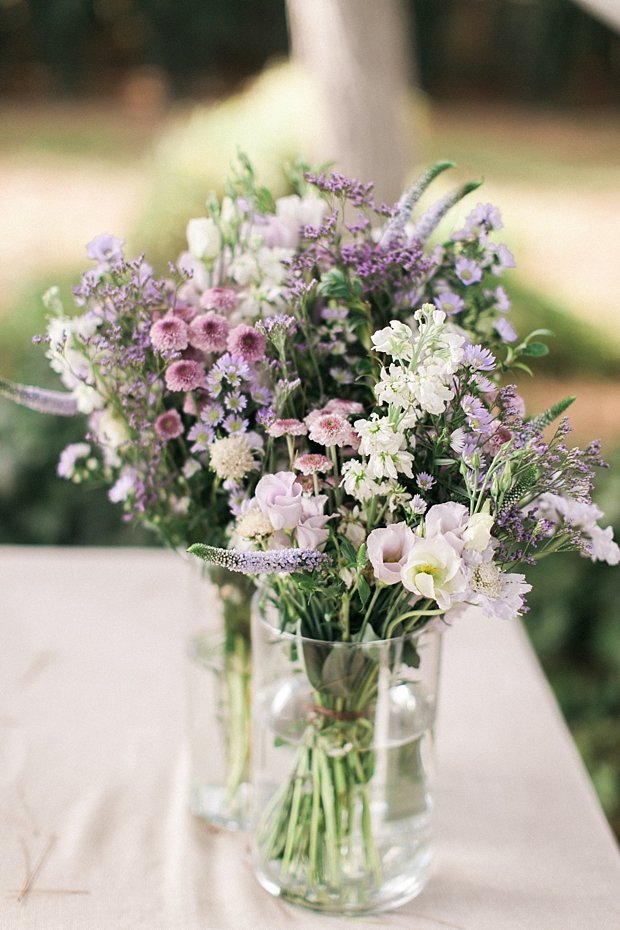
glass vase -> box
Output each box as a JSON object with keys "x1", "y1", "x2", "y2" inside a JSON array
[
  {"x1": 186, "y1": 566, "x2": 254, "y2": 829},
  {"x1": 251, "y1": 600, "x2": 441, "y2": 914}
]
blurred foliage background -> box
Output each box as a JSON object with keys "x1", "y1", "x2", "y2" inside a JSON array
[{"x1": 1, "y1": 0, "x2": 620, "y2": 839}]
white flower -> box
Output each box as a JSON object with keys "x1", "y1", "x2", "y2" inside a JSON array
[
  {"x1": 340, "y1": 461, "x2": 383, "y2": 502},
  {"x1": 108, "y1": 467, "x2": 138, "y2": 503},
  {"x1": 236, "y1": 507, "x2": 274, "y2": 542},
  {"x1": 186, "y1": 217, "x2": 222, "y2": 261},
  {"x1": 457, "y1": 558, "x2": 531, "y2": 622},
  {"x1": 462, "y1": 512, "x2": 494, "y2": 552},
  {"x1": 371, "y1": 321, "x2": 414, "y2": 361},
  {"x1": 57, "y1": 442, "x2": 91, "y2": 479},
  {"x1": 230, "y1": 252, "x2": 259, "y2": 286},
  {"x1": 366, "y1": 449, "x2": 414, "y2": 481},
  {"x1": 95, "y1": 407, "x2": 129, "y2": 449},
  {"x1": 354, "y1": 415, "x2": 406, "y2": 457},
  {"x1": 209, "y1": 436, "x2": 256, "y2": 482},
  {"x1": 400, "y1": 535, "x2": 467, "y2": 610}
]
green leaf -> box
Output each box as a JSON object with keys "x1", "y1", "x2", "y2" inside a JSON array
[
  {"x1": 526, "y1": 395, "x2": 576, "y2": 432},
  {"x1": 320, "y1": 647, "x2": 365, "y2": 698},
  {"x1": 356, "y1": 543, "x2": 368, "y2": 569},
  {"x1": 525, "y1": 328, "x2": 554, "y2": 340},
  {"x1": 522, "y1": 342, "x2": 549, "y2": 357},
  {"x1": 358, "y1": 575, "x2": 371, "y2": 608},
  {"x1": 339, "y1": 537, "x2": 358, "y2": 565},
  {"x1": 511, "y1": 361, "x2": 534, "y2": 376}
]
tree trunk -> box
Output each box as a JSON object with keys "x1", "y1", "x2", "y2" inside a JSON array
[{"x1": 286, "y1": 0, "x2": 416, "y2": 207}]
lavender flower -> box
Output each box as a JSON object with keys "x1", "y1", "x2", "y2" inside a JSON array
[
  {"x1": 455, "y1": 258, "x2": 483, "y2": 286},
  {"x1": 187, "y1": 544, "x2": 332, "y2": 574},
  {"x1": 416, "y1": 473, "x2": 435, "y2": 491},
  {"x1": 495, "y1": 318, "x2": 518, "y2": 343},
  {"x1": 86, "y1": 233, "x2": 125, "y2": 264}
]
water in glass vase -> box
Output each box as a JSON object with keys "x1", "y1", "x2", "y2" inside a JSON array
[{"x1": 251, "y1": 625, "x2": 440, "y2": 915}]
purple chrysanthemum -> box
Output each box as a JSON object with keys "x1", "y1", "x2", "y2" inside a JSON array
[
  {"x1": 149, "y1": 315, "x2": 189, "y2": 352},
  {"x1": 189, "y1": 311, "x2": 229, "y2": 353},
  {"x1": 165, "y1": 359, "x2": 205, "y2": 392},
  {"x1": 154, "y1": 409, "x2": 184, "y2": 441}
]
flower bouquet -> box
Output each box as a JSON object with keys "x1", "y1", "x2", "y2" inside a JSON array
[{"x1": 2, "y1": 157, "x2": 618, "y2": 907}]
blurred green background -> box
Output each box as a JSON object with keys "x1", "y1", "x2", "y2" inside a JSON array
[{"x1": 1, "y1": 0, "x2": 620, "y2": 838}]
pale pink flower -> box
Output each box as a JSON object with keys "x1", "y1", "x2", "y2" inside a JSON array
[
  {"x1": 227, "y1": 324, "x2": 266, "y2": 364},
  {"x1": 307, "y1": 412, "x2": 358, "y2": 448},
  {"x1": 294, "y1": 454, "x2": 333, "y2": 476},
  {"x1": 296, "y1": 495, "x2": 332, "y2": 549},
  {"x1": 149, "y1": 315, "x2": 189, "y2": 352},
  {"x1": 268, "y1": 418, "x2": 308, "y2": 438},
  {"x1": 165, "y1": 359, "x2": 205, "y2": 392},
  {"x1": 200, "y1": 287, "x2": 239, "y2": 312},
  {"x1": 255, "y1": 471, "x2": 303, "y2": 531},
  {"x1": 367, "y1": 523, "x2": 415, "y2": 585},
  {"x1": 189, "y1": 312, "x2": 229, "y2": 353},
  {"x1": 154, "y1": 409, "x2": 184, "y2": 441},
  {"x1": 323, "y1": 399, "x2": 365, "y2": 418},
  {"x1": 424, "y1": 502, "x2": 470, "y2": 555}
]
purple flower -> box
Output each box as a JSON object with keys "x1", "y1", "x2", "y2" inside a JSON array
[
  {"x1": 495, "y1": 318, "x2": 518, "y2": 343},
  {"x1": 225, "y1": 391, "x2": 247, "y2": 412},
  {"x1": 189, "y1": 311, "x2": 229, "y2": 353},
  {"x1": 215, "y1": 353, "x2": 250, "y2": 385},
  {"x1": 461, "y1": 394, "x2": 494, "y2": 434},
  {"x1": 149, "y1": 315, "x2": 189, "y2": 352},
  {"x1": 250, "y1": 384, "x2": 272, "y2": 407},
  {"x1": 416, "y1": 472, "x2": 435, "y2": 491},
  {"x1": 86, "y1": 233, "x2": 125, "y2": 264},
  {"x1": 223, "y1": 414, "x2": 249, "y2": 434},
  {"x1": 165, "y1": 360, "x2": 205, "y2": 392},
  {"x1": 187, "y1": 543, "x2": 331, "y2": 575},
  {"x1": 455, "y1": 258, "x2": 482, "y2": 286},
  {"x1": 464, "y1": 344, "x2": 496, "y2": 372},
  {"x1": 154, "y1": 409, "x2": 184, "y2": 441},
  {"x1": 187, "y1": 422, "x2": 214, "y2": 452},
  {"x1": 227, "y1": 324, "x2": 267, "y2": 364},
  {"x1": 494, "y1": 285, "x2": 511, "y2": 312},
  {"x1": 201, "y1": 403, "x2": 224, "y2": 426},
  {"x1": 490, "y1": 243, "x2": 516, "y2": 276},
  {"x1": 434, "y1": 292, "x2": 465, "y2": 316}
]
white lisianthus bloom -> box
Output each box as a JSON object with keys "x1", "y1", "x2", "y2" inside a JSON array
[
  {"x1": 186, "y1": 217, "x2": 222, "y2": 261},
  {"x1": 400, "y1": 536, "x2": 467, "y2": 610},
  {"x1": 371, "y1": 321, "x2": 414, "y2": 361},
  {"x1": 463, "y1": 513, "x2": 495, "y2": 551}
]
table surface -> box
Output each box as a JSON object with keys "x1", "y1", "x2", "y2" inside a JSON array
[{"x1": 1, "y1": 545, "x2": 619, "y2": 930}]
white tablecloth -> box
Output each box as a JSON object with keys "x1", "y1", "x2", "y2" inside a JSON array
[{"x1": 1, "y1": 546, "x2": 619, "y2": 929}]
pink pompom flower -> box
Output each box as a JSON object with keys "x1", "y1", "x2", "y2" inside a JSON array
[
  {"x1": 189, "y1": 311, "x2": 229, "y2": 353},
  {"x1": 154, "y1": 409, "x2": 184, "y2": 441},
  {"x1": 165, "y1": 360, "x2": 205, "y2": 392},
  {"x1": 294, "y1": 454, "x2": 333, "y2": 476},
  {"x1": 227, "y1": 324, "x2": 267, "y2": 364},
  {"x1": 268, "y1": 418, "x2": 308, "y2": 438},
  {"x1": 307, "y1": 412, "x2": 359, "y2": 449},
  {"x1": 200, "y1": 287, "x2": 239, "y2": 312},
  {"x1": 149, "y1": 315, "x2": 189, "y2": 352}
]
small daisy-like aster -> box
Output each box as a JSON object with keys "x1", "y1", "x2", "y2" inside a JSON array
[
  {"x1": 149, "y1": 315, "x2": 189, "y2": 352},
  {"x1": 250, "y1": 384, "x2": 272, "y2": 407},
  {"x1": 294, "y1": 453, "x2": 334, "y2": 476},
  {"x1": 201, "y1": 403, "x2": 224, "y2": 426},
  {"x1": 165, "y1": 359, "x2": 205, "y2": 392},
  {"x1": 455, "y1": 257, "x2": 482, "y2": 286},
  {"x1": 223, "y1": 414, "x2": 249, "y2": 434},
  {"x1": 209, "y1": 435, "x2": 255, "y2": 481},
  {"x1": 225, "y1": 391, "x2": 247, "y2": 412},
  {"x1": 434, "y1": 292, "x2": 464, "y2": 316},
  {"x1": 268, "y1": 418, "x2": 308, "y2": 438},
  {"x1": 189, "y1": 311, "x2": 229, "y2": 352},
  {"x1": 416, "y1": 472, "x2": 435, "y2": 491},
  {"x1": 409, "y1": 494, "x2": 428, "y2": 515},
  {"x1": 227, "y1": 324, "x2": 267, "y2": 364},
  {"x1": 154, "y1": 409, "x2": 184, "y2": 441},
  {"x1": 187, "y1": 422, "x2": 214, "y2": 452}
]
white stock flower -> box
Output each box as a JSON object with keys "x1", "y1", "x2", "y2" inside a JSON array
[
  {"x1": 355, "y1": 415, "x2": 406, "y2": 457},
  {"x1": 340, "y1": 461, "x2": 383, "y2": 501},
  {"x1": 366, "y1": 449, "x2": 414, "y2": 481},
  {"x1": 371, "y1": 321, "x2": 414, "y2": 361},
  {"x1": 186, "y1": 218, "x2": 222, "y2": 261}
]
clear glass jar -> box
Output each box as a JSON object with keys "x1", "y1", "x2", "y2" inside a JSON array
[
  {"x1": 251, "y1": 601, "x2": 441, "y2": 914},
  {"x1": 186, "y1": 567, "x2": 254, "y2": 829}
]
